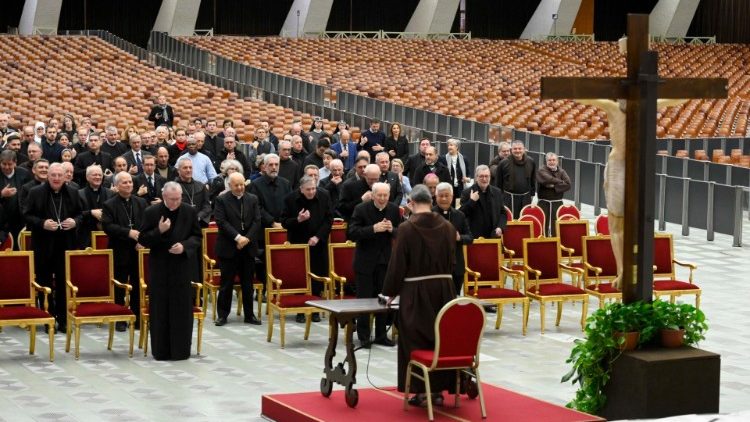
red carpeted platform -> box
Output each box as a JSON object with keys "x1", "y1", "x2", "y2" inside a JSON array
[{"x1": 261, "y1": 383, "x2": 603, "y2": 421}]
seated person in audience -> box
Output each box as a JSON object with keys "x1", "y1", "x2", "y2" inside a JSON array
[
  {"x1": 147, "y1": 94, "x2": 174, "y2": 128},
  {"x1": 281, "y1": 175, "x2": 333, "y2": 322},
  {"x1": 459, "y1": 165, "x2": 506, "y2": 239},
  {"x1": 101, "y1": 125, "x2": 128, "y2": 158}
]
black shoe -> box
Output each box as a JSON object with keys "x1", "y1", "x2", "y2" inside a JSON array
[
  {"x1": 359, "y1": 340, "x2": 371, "y2": 349},
  {"x1": 311, "y1": 313, "x2": 321, "y2": 323},
  {"x1": 115, "y1": 322, "x2": 127, "y2": 332},
  {"x1": 295, "y1": 314, "x2": 306, "y2": 323},
  {"x1": 215, "y1": 317, "x2": 228, "y2": 326},
  {"x1": 408, "y1": 394, "x2": 427, "y2": 407},
  {"x1": 484, "y1": 305, "x2": 497, "y2": 314},
  {"x1": 244, "y1": 316, "x2": 261, "y2": 325},
  {"x1": 374, "y1": 338, "x2": 396, "y2": 347}
]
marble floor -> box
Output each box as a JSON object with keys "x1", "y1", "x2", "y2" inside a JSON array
[{"x1": 0, "y1": 204, "x2": 748, "y2": 422}]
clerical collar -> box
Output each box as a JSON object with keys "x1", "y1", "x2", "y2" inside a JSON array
[
  {"x1": 120, "y1": 195, "x2": 131, "y2": 202},
  {"x1": 374, "y1": 202, "x2": 387, "y2": 212},
  {"x1": 233, "y1": 193, "x2": 243, "y2": 200},
  {"x1": 4, "y1": 170, "x2": 14, "y2": 178}
]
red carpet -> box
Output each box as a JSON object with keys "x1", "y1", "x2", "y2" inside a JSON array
[{"x1": 262, "y1": 383, "x2": 603, "y2": 421}]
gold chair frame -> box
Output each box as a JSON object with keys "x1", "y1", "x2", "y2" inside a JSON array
[{"x1": 653, "y1": 233, "x2": 701, "y2": 307}]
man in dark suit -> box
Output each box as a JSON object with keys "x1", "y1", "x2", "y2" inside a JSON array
[
  {"x1": 460, "y1": 165, "x2": 507, "y2": 239},
  {"x1": 348, "y1": 182, "x2": 401, "y2": 348},
  {"x1": 337, "y1": 163, "x2": 381, "y2": 221},
  {"x1": 101, "y1": 172, "x2": 148, "y2": 331},
  {"x1": 138, "y1": 181, "x2": 201, "y2": 360},
  {"x1": 1, "y1": 150, "x2": 32, "y2": 247},
  {"x1": 214, "y1": 172, "x2": 262, "y2": 326},
  {"x1": 434, "y1": 182, "x2": 473, "y2": 295},
  {"x1": 73, "y1": 132, "x2": 113, "y2": 186},
  {"x1": 23, "y1": 163, "x2": 84, "y2": 333},
  {"x1": 155, "y1": 146, "x2": 177, "y2": 182},
  {"x1": 134, "y1": 155, "x2": 165, "y2": 205},
  {"x1": 403, "y1": 138, "x2": 431, "y2": 182},
  {"x1": 121, "y1": 134, "x2": 151, "y2": 176},
  {"x1": 374, "y1": 152, "x2": 404, "y2": 206},
  {"x1": 249, "y1": 154, "x2": 291, "y2": 231},
  {"x1": 147, "y1": 95, "x2": 174, "y2": 129},
  {"x1": 78, "y1": 165, "x2": 114, "y2": 248},
  {"x1": 281, "y1": 175, "x2": 333, "y2": 323},
  {"x1": 413, "y1": 146, "x2": 451, "y2": 188}
]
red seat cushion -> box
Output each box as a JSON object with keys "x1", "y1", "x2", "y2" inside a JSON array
[
  {"x1": 0, "y1": 306, "x2": 53, "y2": 320},
  {"x1": 585, "y1": 283, "x2": 620, "y2": 294},
  {"x1": 570, "y1": 262, "x2": 585, "y2": 269},
  {"x1": 653, "y1": 280, "x2": 699, "y2": 291},
  {"x1": 275, "y1": 294, "x2": 320, "y2": 308},
  {"x1": 73, "y1": 303, "x2": 134, "y2": 317},
  {"x1": 465, "y1": 287, "x2": 525, "y2": 299},
  {"x1": 411, "y1": 349, "x2": 474, "y2": 368},
  {"x1": 511, "y1": 264, "x2": 524, "y2": 272},
  {"x1": 528, "y1": 284, "x2": 585, "y2": 296},
  {"x1": 192, "y1": 306, "x2": 203, "y2": 313}
]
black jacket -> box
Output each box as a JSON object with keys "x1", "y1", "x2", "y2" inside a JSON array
[
  {"x1": 413, "y1": 161, "x2": 451, "y2": 186},
  {"x1": 73, "y1": 151, "x2": 113, "y2": 185},
  {"x1": 101, "y1": 194, "x2": 148, "y2": 267},
  {"x1": 213, "y1": 191, "x2": 261, "y2": 259},
  {"x1": 384, "y1": 135, "x2": 409, "y2": 162},
  {"x1": 147, "y1": 104, "x2": 174, "y2": 128},
  {"x1": 248, "y1": 174, "x2": 292, "y2": 229},
  {"x1": 348, "y1": 201, "x2": 401, "y2": 273},
  {"x1": 459, "y1": 184, "x2": 507, "y2": 239}
]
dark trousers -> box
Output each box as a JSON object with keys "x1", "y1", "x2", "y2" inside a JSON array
[
  {"x1": 114, "y1": 258, "x2": 141, "y2": 321},
  {"x1": 217, "y1": 255, "x2": 255, "y2": 319},
  {"x1": 538, "y1": 199, "x2": 562, "y2": 236},
  {"x1": 356, "y1": 264, "x2": 388, "y2": 342},
  {"x1": 504, "y1": 191, "x2": 532, "y2": 219},
  {"x1": 150, "y1": 276, "x2": 193, "y2": 360},
  {"x1": 35, "y1": 248, "x2": 67, "y2": 329}
]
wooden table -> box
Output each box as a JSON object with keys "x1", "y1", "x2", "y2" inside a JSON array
[{"x1": 306, "y1": 298, "x2": 396, "y2": 408}]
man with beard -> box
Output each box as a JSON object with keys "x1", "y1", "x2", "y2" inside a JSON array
[
  {"x1": 41, "y1": 125, "x2": 63, "y2": 163},
  {"x1": 249, "y1": 154, "x2": 291, "y2": 231},
  {"x1": 138, "y1": 181, "x2": 201, "y2": 360},
  {"x1": 101, "y1": 172, "x2": 148, "y2": 331},
  {"x1": 281, "y1": 175, "x2": 333, "y2": 323},
  {"x1": 213, "y1": 172, "x2": 262, "y2": 326},
  {"x1": 496, "y1": 141, "x2": 536, "y2": 218},
  {"x1": 24, "y1": 163, "x2": 84, "y2": 333}
]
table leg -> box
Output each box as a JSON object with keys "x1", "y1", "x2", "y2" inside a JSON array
[
  {"x1": 319, "y1": 313, "x2": 360, "y2": 408},
  {"x1": 320, "y1": 314, "x2": 339, "y2": 397}
]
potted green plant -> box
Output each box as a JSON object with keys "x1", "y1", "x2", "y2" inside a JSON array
[
  {"x1": 562, "y1": 300, "x2": 708, "y2": 415},
  {"x1": 652, "y1": 300, "x2": 707, "y2": 348},
  {"x1": 561, "y1": 301, "x2": 655, "y2": 414}
]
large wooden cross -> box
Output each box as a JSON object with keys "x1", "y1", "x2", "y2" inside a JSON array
[{"x1": 540, "y1": 14, "x2": 727, "y2": 303}]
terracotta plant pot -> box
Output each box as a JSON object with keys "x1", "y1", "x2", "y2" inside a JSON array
[
  {"x1": 614, "y1": 331, "x2": 640, "y2": 351},
  {"x1": 660, "y1": 328, "x2": 685, "y2": 348}
]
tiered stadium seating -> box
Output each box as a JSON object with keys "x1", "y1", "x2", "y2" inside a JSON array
[
  {"x1": 0, "y1": 36, "x2": 332, "y2": 140},
  {"x1": 180, "y1": 36, "x2": 750, "y2": 140}
]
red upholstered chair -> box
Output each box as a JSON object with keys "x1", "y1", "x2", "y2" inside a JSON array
[
  {"x1": 266, "y1": 243, "x2": 329, "y2": 348},
  {"x1": 653, "y1": 233, "x2": 701, "y2": 307},
  {"x1": 519, "y1": 214, "x2": 543, "y2": 238},
  {"x1": 403, "y1": 297, "x2": 487, "y2": 421},
  {"x1": 201, "y1": 227, "x2": 244, "y2": 320},
  {"x1": 520, "y1": 204, "x2": 546, "y2": 233},
  {"x1": 502, "y1": 220, "x2": 534, "y2": 272},
  {"x1": 0, "y1": 233, "x2": 13, "y2": 250},
  {"x1": 557, "y1": 219, "x2": 591, "y2": 278},
  {"x1": 64, "y1": 248, "x2": 136, "y2": 360},
  {"x1": 582, "y1": 235, "x2": 622, "y2": 308},
  {"x1": 0, "y1": 251, "x2": 55, "y2": 361},
  {"x1": 504, "y1": 206, "x2": 513, "y2": 222},
  {"x1": 556, "y1": 204, "x2": 581, "y2": 221},
  {"x1": 328, "y1": 221, "x2": 348, "y2": 244},
  {"x1": 265, "y1": 227, "x2": 288, "y2": 246},
  {"x1": 464, "y1": 238, "x2": 529, "y2": 334},
  {"x1": 595, "y1": 214, "x2": 610, "y2": 235},
  {"x1": 328, "y1": 241, "x2": 357, "y2": 300},
  {"x1": 90, "y1": 231, "x2": 109, "y2": 250},
  {"x1": 17, "y1": 230, "x2": 32, "y2": 251},
  {"x1": 522, "y1": 238, "x2": 588, "y2": 333},
  {"x1": 138, "y1": 249, "x2": 204, "y2": 356}
]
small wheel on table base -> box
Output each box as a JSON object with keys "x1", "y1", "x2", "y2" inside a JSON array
[
  {"x1": 344, "y1": 385, "x2": 359, "y2": 407},
  {"x1": 320, "y1": 378, "x2": 333, "y2": 397}
]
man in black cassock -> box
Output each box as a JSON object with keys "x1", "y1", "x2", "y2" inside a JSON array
[
  {"x1": 101, "y1": 172, "x2": 148, "y2": 332},
  {"x1": 434, "y1": 182, "x2": 473, "y2": 295},
  {"x1": 281, "y1": 174, "x2": 333, "y2": 323},
  {"x1": 348, "y1": 181, "x2": 401, "y2": 348},
  {"x1": 23, "y1": 163, "x2": 84, "y2": 332},
  {"x1": 78, "y1": 164, "x2": 114, "y2": 248},
  {"x1": 382, "y1": 184, "x2": 456, "y2": 405},
  {"x1": 138, "y1": 181, "x2": 201, "y2": 361},
  {"x1": 214, "y1": 172, "x2": 262, "y2": 327},
  {"x1": 460, "y1": 165, "x2": 507, "y2": 239}
]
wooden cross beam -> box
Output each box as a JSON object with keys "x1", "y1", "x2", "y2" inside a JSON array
[{"x1": 540, "y1": 14, "x2": 727, "y2": 303}]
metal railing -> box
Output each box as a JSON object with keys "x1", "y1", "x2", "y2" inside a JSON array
[
  {"x1": 193, "y1": 29, "x2": 214, "y2": 37},
  {"x1": 305, "y1": 31, "x2": 471, "y2": 40},
  {"x1": 652, "y1": 36, "x2": 717, "y2": 45},
  {"x1": 544, "y1": 34, "x2": 595, "y2": 42}
]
